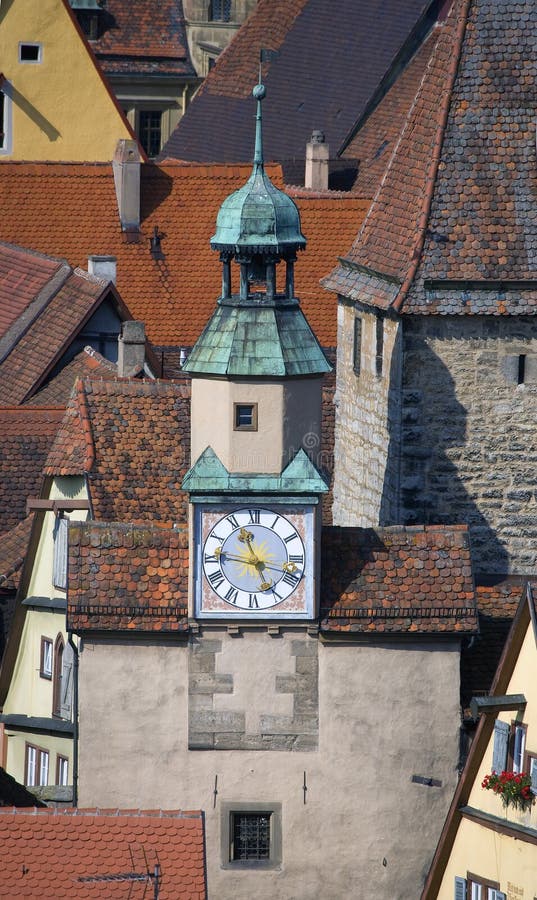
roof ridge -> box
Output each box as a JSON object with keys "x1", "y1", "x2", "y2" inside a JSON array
[
  {"x1": 75, "y1": 377, "x2": 95, "y2": 472},
  {"x1": 0, "y1": 805, "x2": 202, "y2": 818}
]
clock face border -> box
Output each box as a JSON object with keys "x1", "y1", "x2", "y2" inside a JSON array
[{"x1": 193, "y1": 503, "x2": 315, "y2": 620}]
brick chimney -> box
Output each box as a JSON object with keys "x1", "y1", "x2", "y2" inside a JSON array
[
  {"x1": 112, "y1": 139, "x2": 141, "y2": 235},
  {"x1": 117, "y1": 320, "x2": 146, "y2": 378},
  {"x1": 305, "y1": 130, "x2": 329, "y2": 191}
]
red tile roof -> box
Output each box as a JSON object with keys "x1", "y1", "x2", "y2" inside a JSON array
[
  {"x1": 0, "y1": 244, "x2": 64, "y2": 340},
  {"x1": 0, "y1": 407, "x2": 65, "y2": 534},
  {"x1": 45, "y1": 378, "x2": 191, "y2": 525},
  {"x1": 162, "y1": 0, "x2": 435, "y2": 166},
  {"x1": 0, "y1": 162, "x2": 365, "y2": 347},
  {"x1": 323, "y1": 0, "x2": 467, "y2": 309},
  {"x1": 320, "y1": 524, "x2": 477, "y2": 633},
  {"x1": 92, "y1": 0, "x2": 195, "y2": 77},
  {"x1": 325, "y1": 0, "x2": 537, "y2": 316},
  {"x1": 68, "y1": 522, "x2": 189, "y2": 633},
  {"x1": 0, "y1": 807, "x2": 206, "y2": 898},
  {"x1": 29, "y1": 346, "x2": 117, "y2": 406},
  {"x1": 0, "y1": 262, "x2": 120, "y2": 406},
  {"x1": 0, "y1": 515, "x2": 33, "y2": 591}
]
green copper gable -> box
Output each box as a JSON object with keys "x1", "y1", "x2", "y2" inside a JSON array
[
  {"x1": 182, "y1": 298, "x2": 331, "y2": 377},
  {"x1": 182, "y1": 447, "x2": 329, "y2": 494}
]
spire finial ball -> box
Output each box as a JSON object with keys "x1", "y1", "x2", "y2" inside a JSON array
[{"x1": 253, "y1": 83, "x2": 266, "y2": 100}]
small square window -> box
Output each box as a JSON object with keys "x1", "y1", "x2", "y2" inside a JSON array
[
  {"x1": 40, "y1": 637, "x2": 53, "y2": 679},
  {"x1": 19, "y1": 43, "x2": 42, "y2": 64},
  {"x1": 221, "y1": 802, "x2": 281, "y2": 869},
  {"x1": 234, "y1": 403, "x2": 258, "y2": 431}
]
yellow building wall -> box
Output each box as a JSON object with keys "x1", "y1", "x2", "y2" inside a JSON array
[
  {"x1": 2, "y1": 476, "x2": 88, "y2": 785},
  {"x1": 437, "y1": 619, "x2": 537, "y2": 897},
  {"x1": 0, "y1": 0, "x2": 133, "y2": 160}
]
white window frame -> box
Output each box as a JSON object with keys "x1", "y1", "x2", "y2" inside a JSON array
[
  {"x1": 0, "y1": 81, "x2": 13, "y2": 155},
  {"x1": 25, "y1": 744, "x2": 49, "y2": 787},
  {"x1": 40, "y1": 637, "x2": 53, "y2": 679},
  {"x1": 512, "y1": 724, "x2": 526, "y2": 774},
  {"x1": 18, "y1": 42, "x2": 43, "y2": 64},
  {"x1": 56, "y1": 755, "x2": 69, "y2": 786}
]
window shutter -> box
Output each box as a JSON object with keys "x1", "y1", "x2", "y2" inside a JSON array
[
  {"x1": 455, "y1": 876, "x2": 466, "y2": 900},
  {"x1": 60, "y1": 641, "x2": 74, "y2": 720},
  {"x1": 492, "y1": 719, "x2": 509, "y2": 772},
  {"x1": 530, "y1": 758, "x2": 537, "y2": 793},
  {"x1": 53, "y1": 517, "x2": 68, "y2": 590}
]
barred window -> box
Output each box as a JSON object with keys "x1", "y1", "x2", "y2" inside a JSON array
[
  {"x1": 231, "y1": 812, "x2": 271, "y2": 861},
  {"x1": 209, "y1": 0, "x2": 231, "y2": 22}
]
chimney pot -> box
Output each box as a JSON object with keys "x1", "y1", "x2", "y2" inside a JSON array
[
  {"x1": 113, "y1": 139, "x2": 141, "y2": 235},
  {"x1": 305, "y1": 129, "x2": 329, "y2": 191},
  {"x1": 88, "y1": 255, "x2": 117, "y2": 284},
  {"x1": 117, "y1": 320, "x2": 146, "y2": 378}
]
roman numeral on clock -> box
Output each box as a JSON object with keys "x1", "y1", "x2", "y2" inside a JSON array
[
  {"x1": 226, "y1": 514, "x2": 240, "y2": 529},
  {"x1": 282, "y1": 570, "x2": 300, "y2": 587},
  {"x1": 225, "y1": 587, "x2": 239, "y2": 604},
  {"x1": 248, "y1": 509, "x2": 260, "y2": 524},
  {"x1": 248, "y1": 594, "x2": 259, "y2": 608},
  {"x1": 284, "y1": 532, "x2": 298, "y2": 544},
  {"x1": 289, "y1": 554, "x2": 304, "y2": 566},
  {"x1": 204, "y1": 553, "x2": 218, "y2": 564},
  {"x1": 207, "y1": 570, "x2": 224, "y2": 589}
]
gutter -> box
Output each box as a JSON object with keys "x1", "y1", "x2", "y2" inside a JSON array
[{"x1": 68, "y1": 632, "x2": 79, "y2": 808}]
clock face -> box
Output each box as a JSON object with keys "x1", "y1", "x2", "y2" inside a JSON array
[{"x1": 195, "y1": 505, "x2": 314, "y2": 619}]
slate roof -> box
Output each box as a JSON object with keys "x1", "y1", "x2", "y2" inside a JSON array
[
  {"x1": 0, "y1": 407, "x2": 65, "y2": 535},
  {"x1": 0, "y1": 807, "x2": 206, "y2": 898},
  {"x1": 68, "y1": 522, "x2": 189, "y2": 633},
  {"x1": 320, "y1": 524, "x2": 477, "y2": 634},
  {"x1": 325, "y1": 0, "x2": 537, "y2": 315},
  {"x1": 90, "y1": 0, "x2": 196, "y2": 78},
  {"x1": 0, "y1": 243, "x2": 128, "y2": 406},
  {"x1": 161, "y1": 0, "x2": 437, "y2": 167},
  {"x1": 45, "y1": 378, "x2": 191, "y2": 525},
  {"x1": 0, "y1": 163, "x2": 366, "y2": 348}
]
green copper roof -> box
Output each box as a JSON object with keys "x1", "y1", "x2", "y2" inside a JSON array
[
  {"x1": 211, "y1": 84, "x2": 305, "y2": 255},
  {"x1": 182, "y1": 297, "x2": 331, "y2": 377},
  {"x1": 182, "y1": 447, "x2": 329, "y2": 494}
]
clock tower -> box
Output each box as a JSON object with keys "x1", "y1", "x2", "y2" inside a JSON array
[{"x1": 182, "y1": 81, "x2": 330, "y2": 621}]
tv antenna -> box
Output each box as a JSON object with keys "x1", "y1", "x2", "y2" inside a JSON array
[{"x1": 76, "y1": 844, "x2": 161, "y2": 899}]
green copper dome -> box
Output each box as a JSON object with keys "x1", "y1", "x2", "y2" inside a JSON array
[{"x1": 211, "y1": 84, "x2": 305, "y2": 256}]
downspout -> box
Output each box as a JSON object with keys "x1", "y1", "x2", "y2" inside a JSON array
[{"x1": 68, "y1": 631, "x2": 79, "y2": 808}]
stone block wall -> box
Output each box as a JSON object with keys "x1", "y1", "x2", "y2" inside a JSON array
[
  {"x1": 333, "y1": 300, "x2": 402, "y2": 527},
  {"x1": 401, "y1": 316, "x2": 537, "y2": 575}
]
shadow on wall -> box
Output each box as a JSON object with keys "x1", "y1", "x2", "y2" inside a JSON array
[
  {"x1": 381, "y1": 331, "x2": 510, "y2": 577},
  {"x1": 11, "y1": 85, "x2": 61, "y2": 142}
]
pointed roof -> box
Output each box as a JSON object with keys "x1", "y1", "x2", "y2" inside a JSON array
[
  {"x1": 324, "y1": 0, "x2": 537, "y2": 315},
  {"x1": 182, "y1": 447, "x2": 329, "y2": 494},
  {"x1": 211, "y1": 83, "x2": 305, "y2": 255},
  {"x1": 161, "y1": 0, "x2": 438, "y2": 168}
]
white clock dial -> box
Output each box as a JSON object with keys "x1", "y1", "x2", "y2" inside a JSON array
[{"x1": 202, "y1": 507, "x2": 305, "y2": 611}]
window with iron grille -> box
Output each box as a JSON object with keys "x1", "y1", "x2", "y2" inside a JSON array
[
  {"x1": 139, "y1": 111, "x2": 162, "y2": 158},
  {"x1": 353, "y1": 316, "x2": 362, "y2": 375},
  {"x1": 231, "y1": 812, "x2": 270, "y2": 861},
  {"x1": 221, "y1": 802, "x2": 281, "y2": 869},
  {"x1": 209, "y1": 0, "x2": 232, "y2": 22}
]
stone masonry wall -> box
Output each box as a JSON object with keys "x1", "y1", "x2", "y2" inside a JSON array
[
  {"x1": 333, "y1": 300, "x2": 402, "y2": 526},
  {"x1": 401, "y1": 316, "x2": 537, "y2": 576}
]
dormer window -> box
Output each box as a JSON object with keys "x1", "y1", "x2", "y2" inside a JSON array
[{"x1": 70, "y1": 0, "x2": 103, "y2": 40}]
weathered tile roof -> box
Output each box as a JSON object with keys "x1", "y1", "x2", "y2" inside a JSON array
[
  {"x1": 0, "y1": 807, "x2": 206, "y2": 898},
  {"x1": 460, "y1": 578, "x2": 523, "y2": 708},
  {"x1": 325, "y1": 0, "x2": 537, "y2": 315},
  {"x1": 45, "y1": 378, "x2": 191, "y2": 525},
  {"x1": 0, "y1": 260, "x2": 119, "y2": 406},
  {"x1": 0, "y1": 407, "x2": 65, "y2": 534},
  {"x1": 91, "y1": 0, "x2": 196, "y2": 77},
  {"x1": 320, "y1": 524, "x2": 477, "y2": 634},
  {"x1": 0, "y1": 515, "x2": 34, "y2": 592},
  {"x1": 0, "y1": 244, "x2": 64, "y2": 340},
  {"x1": 161, "y1": 0, "x2": 435, "y2": 166},
  {"x1": 68, "y1": 522, "x2": 189, "y2": 633},
  {"x1": 0, "y1": 162, "x2": 365, "y2": 348},
  {"x1": 29, "y1": 346, "x2": 117, "y2": 406}
]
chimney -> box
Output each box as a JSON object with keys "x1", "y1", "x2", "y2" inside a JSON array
[
  {"x1": 305, "y1": 130, "x2": 329, "y2": 191},
  {"x1": 88, "y1": 255, "x2": 117, "y2": 284},
  {"x1": 112, "y1": 139, "x2": 141, "y2": 235},
  {"x1": 117, "y1": 320, "x2": 146, "y2": 378}
]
